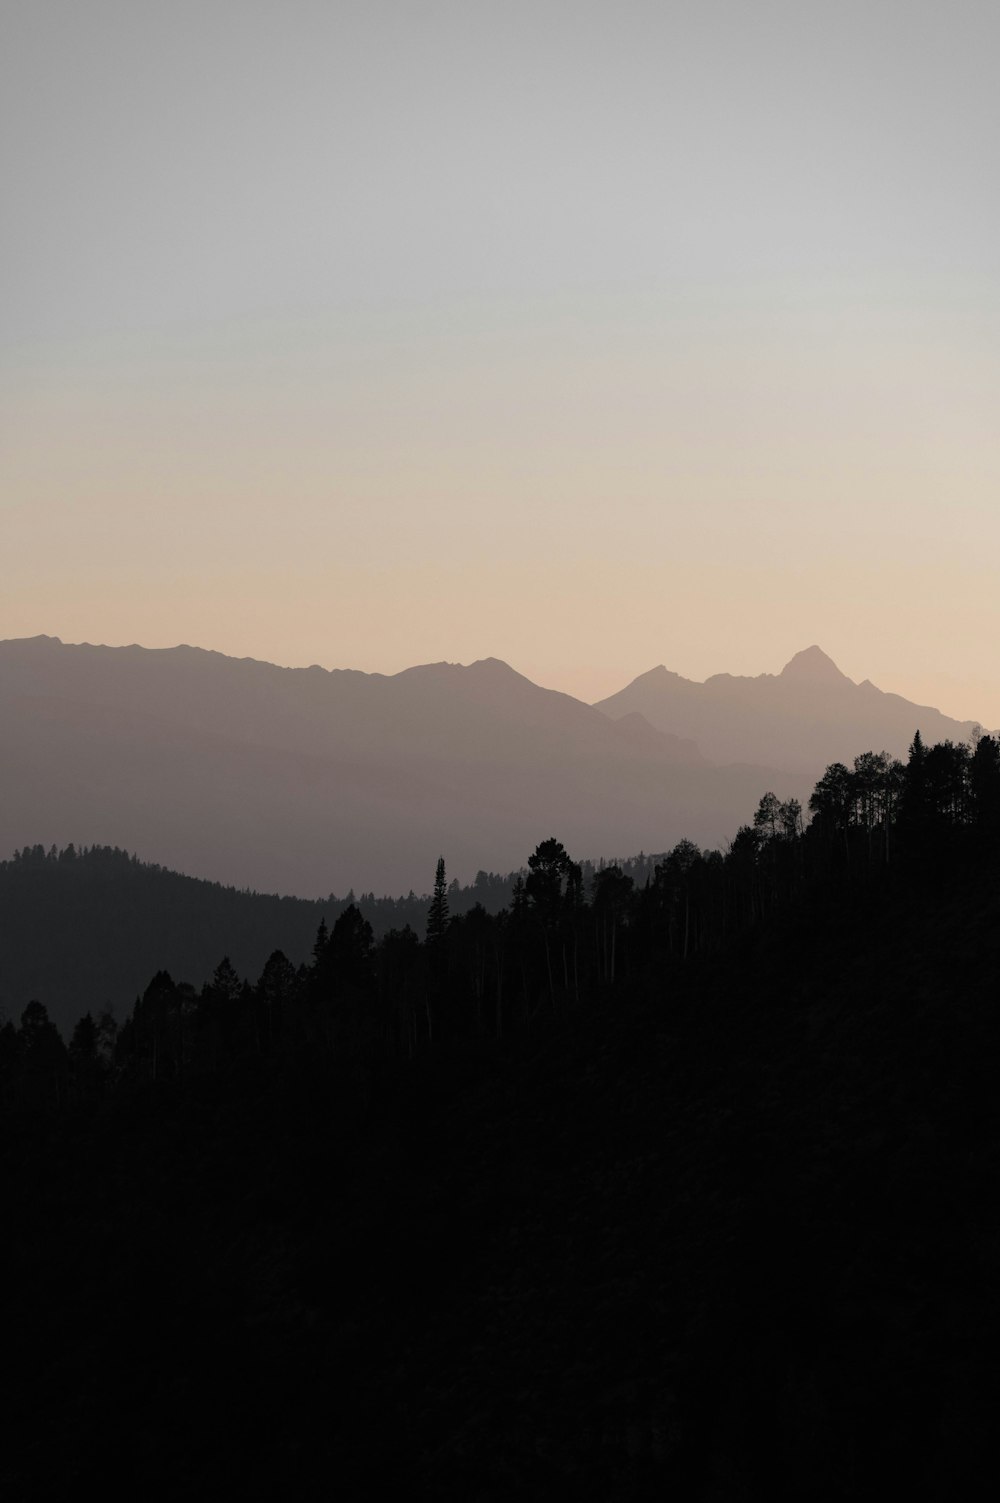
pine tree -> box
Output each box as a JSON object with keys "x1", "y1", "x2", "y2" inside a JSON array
[
  {"x1": 900, "y1": 729, "x2": 930, "y2": 831},
  {"x1": 424, "y1": 857, "x2": 450, "y2": 1044},
  {"x1": 971, "y1": 733, "x2": 1000, "y2": 830},
  {"x1": 312, "y1": 918, "x2": 329, "y2": 966},
  {"x1": 427, "y1": 857, "x2": 449, "y2": 947}
]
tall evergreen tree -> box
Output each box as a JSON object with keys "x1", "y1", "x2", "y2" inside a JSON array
[
  {"x1": 970, "y1": 733, "x2": 1000, "y2": 830},
  {"x1": 526, "y1": 839, "x2": 576, "y2": 1004},
  {"x1": 312, "y1": 918, "x2": 329, "y2": 965},
  {"x1": 427, "y1": 857, "x2": 449, "y2": 947},
  {"x1": 900, "y1": 729, "x2": 930, "y2": 831}
]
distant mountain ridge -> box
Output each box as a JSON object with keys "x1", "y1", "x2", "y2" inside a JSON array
[
  {"x1": 0, "y1": 635, "x2": 795, "y2": 896},
  {"x1": 595, "y1": 645, "x2": 980, "y2": 774},
  {"x1": 1, "y1": 635, "x2": 978, "y2": 895},
  {"x1": 0, "y1": 637, "x2": 702, "y2": 766}
]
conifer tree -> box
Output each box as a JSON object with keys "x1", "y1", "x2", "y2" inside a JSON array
[
  {"x1": 900, "y1": 729, "x2": 930, "y2": 830},
  {"x1": 312, "y1": 918, "x2": 329, "y2": 966},
  {"x1": 424, "y1": 857, "x2": 450, "y2": 1043},
  {"x1": 971, "y1": 733, "x2": 1000, "y2": 830},
  {"x1": 427, "y1": 857, "x2": 449, "y2": 947}
]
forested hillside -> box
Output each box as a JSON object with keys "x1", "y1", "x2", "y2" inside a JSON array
[
  {"x1": 3, "y1": 731, "x2": 999, "y2": 1496},
  {"x1": 0, "y1": 845, "x2": 666, "y2": 1035}
]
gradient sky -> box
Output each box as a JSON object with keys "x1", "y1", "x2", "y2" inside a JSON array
[{"x1": 3, "y1": 0, "x2": 999, "y2": 724}]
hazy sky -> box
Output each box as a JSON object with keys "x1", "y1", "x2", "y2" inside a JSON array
[{"x1": 3, "y1": 1, "x2": 999, "y2": 723}]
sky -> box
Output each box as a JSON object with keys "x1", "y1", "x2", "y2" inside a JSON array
[{"x1": 3, "y1": 0, "x2": 999, "y2": 725}]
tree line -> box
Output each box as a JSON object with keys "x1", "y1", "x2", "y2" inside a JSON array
[
  {"x1": 0, "y1": 840, "x2": 677, "y2": 1032},
  {"x1": 2, "y1": 729, "x2": 998, "y2": 1113}
]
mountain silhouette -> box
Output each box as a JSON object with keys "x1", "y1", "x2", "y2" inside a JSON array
[
  {"x1": 778, "y1": 644, "x2": 851, "y2": 683},
  {"x1": 0, "y1": 636, "x2": 799, "y2": 895},
  {"x1": 595, "y1": 647, "x2": 979, "y2": 774}
]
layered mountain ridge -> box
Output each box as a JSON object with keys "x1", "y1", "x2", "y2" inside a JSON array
[
  {"x1": 0, "y1": 636, "x2": 769, "y2": 895},
  {"x1": 0, "y1": 635, "x2": 980, "y2": 895},
  {"x1": 596, "y1": 644, "x2": 978, "y2": 773}
]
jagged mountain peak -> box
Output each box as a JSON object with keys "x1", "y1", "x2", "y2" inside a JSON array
[
  {"x1": 594, "y1": 645, "x2": 978, "y2": 776},
  {"x1": 779, "y1": 645, "x2": 851, "y2": 684}
]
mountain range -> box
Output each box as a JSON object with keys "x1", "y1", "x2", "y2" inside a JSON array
[
  {"x1": 596, "y1": 644, "x2": 979, "y2": 773},
  {"x1": 0, "y1": 635, "x2": 980, "y2": 896}
]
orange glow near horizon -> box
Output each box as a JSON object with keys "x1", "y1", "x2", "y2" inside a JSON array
[{"x1": 3, "y1": 2, "x2": 999, "y2": 729}]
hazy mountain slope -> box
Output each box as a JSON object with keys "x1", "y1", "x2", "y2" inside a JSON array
[
  {"x1": 0, "y1": 635, "x2": 703, "y2": 766},
  {"x1": 0, "y1": 636, "x2": 803, "y2": 896},
  {"x1": 0, "y1": 847, "x2": 327, "y2": 1034},
  {"x1": 595, "y1": 645, "x2": 980, "y2": 773}
]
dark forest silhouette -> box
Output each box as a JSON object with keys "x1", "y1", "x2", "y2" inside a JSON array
[
  {"x1": 0, "y1": 842, "x2": 675, "y2": 1035},
  {"x1": 3, "y1": 728, "x2": 998, "y2": 1090},
  {"x1": 3, "y1": 728, "x2": 1000, "y2": 1498}
]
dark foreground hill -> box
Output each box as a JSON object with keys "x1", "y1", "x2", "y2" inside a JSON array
[
  {"x1": 0, "y1": 845, "x2": 328, "y2": 1034},
  {"x1": 3, "y1": 847, "x2": 998, "y2": 1499}
]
